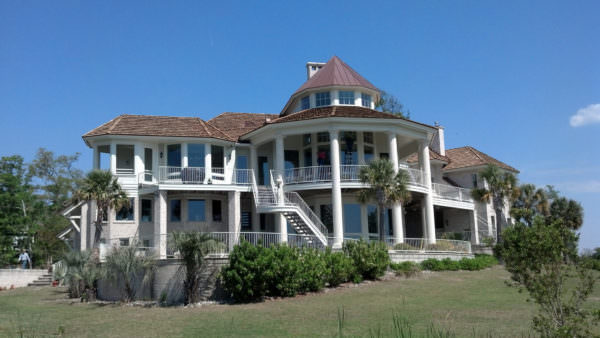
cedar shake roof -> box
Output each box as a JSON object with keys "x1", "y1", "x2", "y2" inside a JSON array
[
  {"x1": 267, "y1": 106, "x2": 436, "y2": 130},
  {"x1": 208, "y1": 112, "x2": 279, "y2": 139},
  {"x1": 405, "y1": 149, "x2": 449, "y2": 164},
  {"x1": 444, "y1": 146, "x2": 519, "y2": 173},
  {"x1": 83, "y1": 114, "x2": 235, "y2": 141},
  {"x1": 293, "y1": 56, "x2": 378, "y2": 95}
]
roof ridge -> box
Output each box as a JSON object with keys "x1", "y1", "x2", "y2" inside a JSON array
[
  {"x1": 106, "y1": 115, "x2": 124, "y2": 133},
  {"x1": 198, "y1": 119, "x2": 211, "y2": 136},
  {"x1": 467, "y1": 146, "x2": 486, "y2": 163}
]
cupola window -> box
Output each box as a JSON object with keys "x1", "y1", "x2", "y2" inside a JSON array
[
  {"x1": 315, "y1": 92, "x2": 331, "y2": 107},
  {"x1": 339, "y1": 91, "x2": 355, "y2": 105},
  {"x1": 361, "y1": 93, "x2": 372, "y2": 108},
  {"x1": 301, "y1": 96, "x2": 310, "y2": 110}
]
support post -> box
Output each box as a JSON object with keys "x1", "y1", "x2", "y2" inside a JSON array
[
  {"x1": 204, "y1": 144, "x2": 212, "y2": 184},
  {"x1": 80, "y1": 202, "x2": 89, "y2": 251},
  {"x1": 388, "y1": 131, "x2": 404, "y2": 244},
  {"x1": 181, "y1": 143, "x2": 188, "y2": 168},
  {"x1": 330, "y1": 130, "x2": 344, "y2": 248},
  {"x1": 155, "y1": 190, "x2": 167, "y2": 259},
  {"x1": 275, "y1": 135, "x2": 287, "y2": 243},
  {"x1": 419, "y1": 140, "x2": 436, "y2": 244},
  {"x1": 471, "y1": 209, "x2": 480, "y2": 245},
  {"x1": 110, "y1": 142, "x2": 117, "y2": 175},
  {"x1": 228, "y1": 191, "x2": 241, "y2": 248}
]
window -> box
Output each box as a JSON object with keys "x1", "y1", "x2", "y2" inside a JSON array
[
  {"x1": 361, "y1": 93, "x2": 372, "y2": 108},
  {"x1": 211, "y1": 145, "x2": 224, "y2": 168},
  {"x1": 119, "y1": 238, "x2": 130, "y2": 246},
  {"x1": 188, "y1": 144, "x2": 205, "y2": 167},
  {"x1": 320, "y1": 204, "x2": 333, "y2": 233},
  {"x1": 490, "y1": 215, "x2": 496, "y2": 226},
  {"x1": 116, "y1": 198, "x2": 134, "y2": 221},
  {"x1": 363, "y1": 132, "x2": 373, "y2": 144},
  {"x1": 339, "y1": 91, "x2": 355, "y2": 105},
  {"x1": 212, "y1": 200, "x2": 222, "y2": 222},
  {"x1": 304, "y1": 149, "x2": 312, "y2": 166},
  {"x1": 236, "y1": 155, "x2": 248, "y2": 169},
  {"x1": 472, "y1": 174, "x2": 478, "y2": 188},
  {"x1": 317, "y1": 145, "x2": 331, "y2": 166},
  {"x1": 343, "y1": 204, "x2": 361, "y2": 234},
  {"x1": 301, "y1": 96, "x2": 310, "y2": 110},
  {"x1": 303, "y1": 134, "x2": 311, "y2": 146},
  {"x1": 141, "y1": 199, "x2": 152, "y2": 222},
  {"x1": 143, "y1": 239, "x2": 150, "y2": 248},
  {"x1": 317, "y1": 132, "x2": 329, "y2": 143},
  {"x1": 341, "y1": 131, "x2": 357, "y2": 165},
  {"x1": 315, "y1": 92, "x2": 330, "y2": 107},
  {"x1": 116, "y1": 145, "x2": 134, "y2": 174},
  {"x1": 188, "y1": 199, "x2": 206, "y2": 222},
  {"x1": 144, "y1": 148, "x2": 153, "y2": 181},
  {"x1": 170, "y1": 199, "x2": 181, "y2": 222},
  {"x1": 167, "y1": 144, "x2": 181, "y2": 167},
  {"x1": 241, "y1": 211, "x2": 252, "y2": 231},
  {"x1": 367, "y1": 205, "x2": 378, "y2": 234},
  {"x1": 364, "y1": 145, "x2": 374, "y2": 163}
]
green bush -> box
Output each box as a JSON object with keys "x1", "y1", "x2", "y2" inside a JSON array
[
  {"x1": 420, "y1": 255, "x2": 497, "y2": 271},
  {"x1": 323, "y1": 248, "x2": 355, "y2": 287},
  {"x1": 299, "y1": 248, "x2": 327, "y2": 292},
  {"x1": 265, "y1": 244, "x2": 303, "y2": 297},
  {"x1": 392, "y1": 243, "x2": 419, "y2": 250},
  {"x1": 343, "y1": 240, "x2": 390, "y2": 280},
  {"x1": 221, "y1": 241, "x2": 271, "y2": 302},
  {"x1": 389, "y1": 261, "x2": 421, "y2": 278}
]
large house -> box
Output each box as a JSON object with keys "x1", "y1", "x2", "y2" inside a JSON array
[{"x1": 62, "y1": 56, "x2": 518, "y2": 258}]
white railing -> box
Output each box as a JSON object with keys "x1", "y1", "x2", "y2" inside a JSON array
[
  {"x1": 432, "y1": 183, "x2": 473, "y2": 202},
  {"x1": 284, "y1": 192, "x2": 329, "y2": 239},
  {"x1": 232, "y1": 169, "x2": 253, "y2": 185},
  {"x1": 157, "y1": 166, "x2": 251, "y2": 185},
  {"x1": 390, "y1": 238, "x2": 471, "y2": 254},
  {"x1": 340, "y1": 165, "x2": 365, "y2": 182},
  {"x1": 404, "y1": 167, "x2": 426, "y2": 187},
  {"x1": 278, "y1": 165, "x2": 426, "y2": 187}
]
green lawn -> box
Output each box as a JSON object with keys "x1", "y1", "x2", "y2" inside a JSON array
[{"x1": 0, "y1": 266, "x2": 598, "y2": 337}]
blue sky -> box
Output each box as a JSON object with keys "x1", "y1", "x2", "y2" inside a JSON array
[{"x1": 1, "y1": 1, "x2": 598, "y2": 249}]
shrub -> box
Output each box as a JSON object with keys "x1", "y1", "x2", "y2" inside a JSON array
[
  {"x1": 323, "y1": 248, "x2": 355, "y2": 287},
  {"x1": 420, "y1": 258, "x2": 444, "y2": 271},
  {"x1": 103, "y1": 244, "x2": 156, "y2": 302},
  {"x1": 441, "y1": 258, "x2": 460, "y2": 271},
  {"x1": 420, "y1": 255, "x2": 497, "y2": 271},
  {"x1": 389, "y1": 261, "x2": 421, "y2": 278},
  {"x1": 343, "y1": 240, "x2": 390, "y2": 280},
  {"x1": 265, "y1": 244, "x2": 303, "y2": 297},
  {"x1": 299, "y1": 248, "x2": 327, "y2": 292},
  {"x1": 221, "y1": 241, "x2": 270, "y2": 302}
]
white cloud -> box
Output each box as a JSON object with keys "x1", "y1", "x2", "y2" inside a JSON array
[{"x1": 569, "y1": 103, "x2": 600, "y2": 127}]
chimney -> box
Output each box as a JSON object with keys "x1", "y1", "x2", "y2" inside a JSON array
[
  {"x1": 431, "y1": 125, "x2": 446, "y2": 156},
  {"x1": 306, "y1": 62, "x2": 325, "y2": 79}
]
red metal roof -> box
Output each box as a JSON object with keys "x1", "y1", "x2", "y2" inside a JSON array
[{"x1": 293, "y1": 56, "x2": 378, "y2": 95}]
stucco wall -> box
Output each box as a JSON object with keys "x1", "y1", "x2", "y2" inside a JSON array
[{"x1": 0, "y1": 269, "x2": 47, "y2": 288}]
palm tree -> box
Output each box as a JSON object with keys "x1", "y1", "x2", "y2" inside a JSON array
[
  {"x1": 471, "y1": 164, "x2": 518, "y2": 242},
  {"x1": 104, "y1": 244, "x2": 156, "y2": 302},
  {"x1": 548, "y1": 197, "x2": 583, "y2": 230},
  {"x1": 511, "y1": 183, "x2": 550, "y2": 226},
  {"x1": 357, "y1": 159, "x2": 410, "y2": 242},
  {"x1": 74, "y1": 170, "x2": 129, "y2": 248}
]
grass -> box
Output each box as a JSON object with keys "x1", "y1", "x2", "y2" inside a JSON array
[{"x1": 0, "y1": 266, "x2": 598, "y2": 337}]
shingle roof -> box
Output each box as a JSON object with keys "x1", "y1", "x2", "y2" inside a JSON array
[
  {"x1": 208, "y1": 112, "x2": 279, "y2": 139},
  {"x1": 293, "y1": 56, "x2": 378, "y2": 95},
  {"x1": 267, "y1": 106, "x2": 436, "y2": 129},
  {"x1": 444, "y1": 146, "x2": 519, "y2": 173},
  {"x1": 405, "y1": 149, "x2": 449, "y2": 164},
  {"x1": 83, "y1": 114, "x2": 234, "y2": 141}
]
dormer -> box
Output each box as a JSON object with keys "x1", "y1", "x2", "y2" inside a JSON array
[{"x1": 280, "y1": 56, "x2": 380, "y2": 116}]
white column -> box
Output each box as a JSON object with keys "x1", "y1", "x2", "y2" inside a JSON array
[
  {"x1": 134, "y1": 143, "x2": 144, "y2": 177},
  {"x1": 110, "y1": 142, "x2": 117, "y2": 174},
  {"x1": 155, "y1": 191, "x2": 167, "y2": 259},
  {"x1": 470, "y1": 210, "x2": 480, "y2": 245},
  {"x1": 330, "y1": 130, "x2": 344, "y2": 248},
  {"x1": 227, "y1": 146, "x2": 236, "y2": 184},
  {"x1": 80, "y1": 202, "x2": 89, "y2": 251},
  {"x1": 332, "y1": 90, "x2": 339, "y2": 105},
  {"x1": 311, "y1": 133, "x2": 317, "y2": 166},
  {"x1": 275, "y1": 135, "x2": 287, "y2": 243},
  {"x1": 249, "y1": 145, "x2": 261, "y2": 231},
  {"x1": 181, "y1": 143, "x2": 188, "y2": 167},
  {"x1": 419, "y1": 141, "x2": 436, "y2": 244},
  {"x1": 355, "y1": 90, "x2": 362, "y2": 107},
  {"x1": 93, "y1": 146, "x2": 99, "y2": 170},
  {"x1": 388, "y1": 132, "x2": 404, "y2": 244},
  {"x1": 421, "y1": 201, "x2": 428, "y2": 239},
  {"x1": 357, "y1": 132, "x2": 365, "y2": 164},
  {"x1": 228, "y1": 191, "x2": 241, "y2": 247},
  {"x1": 204, "y1": 144, "x2": 212, "y2": 183}
]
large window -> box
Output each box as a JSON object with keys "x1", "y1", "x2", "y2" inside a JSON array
[
  {"x1": 116, "y1": 145, "x2": 134, "y2": 174},
  {"x1": 343, "y1": 204, "x2": 361, "y2": 234},
  {"x1": 141, "y1": 199, "x2": 152, "y2": 222},
  {"x1": 301, "y1": 96, "x2": 310, "y2": 110},
  {"x1": 188, "y1": 144, "x2": 205, "y2": 167},
  {"x1": 315, "y1": 92, "x2": 331, "y2": 107},
  {"x1": 472, "y1": 174, "x2": 478, "y2": 188},
  {"x1": 361, "y1": 93, "x2": 372, "y2": 108},
  {"x1": 144, "y1": 148, "x2": 153, "y2": 181},
  {"x1": 236, "y1": 155, "x2": 248, "y2": 169},
  {"x1": 317, "y1": 145, "x2": 331, "y2": 166},
  {"x1": 188, "y1": 199, "x2": 206, "y2": 222},
  {"x1": 116, "y1": 198, "x2": 134, "y2": 221},
  {"x1": 367, "y1": 205, "x2": 378, "y2": 234},
  {"x1": 212, "y1": 200, "x2": 222, "y2": 222},
  {"x1": 167, "y1": 144, "x2": 181, "y2": 167},
  {"x1": 241, "y1": 211, "x2": 252, "y2": 231},
  {"x1": 339, "y1": 91, "x2": 355, "y2": 105},
  {"x1": 170, "y1": 199, "x2": 181, "y2": 222},
  {"x1": 364, "y1": 132, "x2": 375, "y2": 164}
]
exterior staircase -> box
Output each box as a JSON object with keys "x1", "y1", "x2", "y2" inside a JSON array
[
  {"x1": 27, "y1": 273, "x2": 53, "y2": 287},
  {"x1": 250, "y1": 173, "x2": 329, "y2": 246}
]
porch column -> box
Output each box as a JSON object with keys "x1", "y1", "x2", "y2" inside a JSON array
[
  {"x1": 360, "y1": 204, "x2": 368, "y2": 239},
  {"x1": 311, "y1": 133, "x2": 317, "y2": 166},
  {"x1": 388, "y1": 131, "x2": 404, "y2": 244},
  {"x1": 470, "y1": 210, "x2": 480, "y2": 245},
  {"x1": 421, "y1": 200, "x2": 428, "y2": 240},
  {"x1": 419, "y1": 140, "x2": 436, "y2": 244},
  {"x1": 228, "y1": 191, "x2": 241, "y2": 247},
  {"x1": 134, "y1": 143, "x2": 144, "y2": 176},
  {"x1": 330, "y1": 130, "x2": 344, "y2": 248},
  {"x1": 80, "y1": 202, "x2": 89, "y2": 251},
  {"x1": 92, "y1": 145, "x2": 100, "y2": 170},
  {"x1": 275, "y1": 134, "x2": 287, "y2": 243},
  {"x1": 110, "y1": 142, "x2": 117, "y2": 175},
  {"x1": 181, "y1": 143, "x2": 188, "y2": 167},
  {"x1": 154, "y1": 190, "x2": 167, "y2": 259},
  {"x1": 204, "y1": 144, "x2": 212, "y2": 184}
]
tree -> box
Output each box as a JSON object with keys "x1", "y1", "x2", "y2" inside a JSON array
[
  {"x1": 511, "y1": 183, "x2": 549, "y2": 226},
  {"x1": 497, "y1": 218, "x2": 598, "y2": 336},
  {"x1": 74, "y1": 170, "x2": 129, "y2": 248},
  {"x1": 471, "y1": 164, "x2": 518, "y2": 242},
  {"x1": 170, "y1": 232, "x2": 224, "y2": 305},
  {"x1": 357, "y1": 159, "x2": 410, "y2": 242},
  {"x1": 104, "y1": 244, "x2": 156, "y2": 302},
  {"x1": 375, "y1": 91, "x2": 410, "y2": 119},
  {"x1": 548, "y1": 197, "x2": 584, "y2": 230}
]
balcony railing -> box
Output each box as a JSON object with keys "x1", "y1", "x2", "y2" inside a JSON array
[
  {"x1": 157, "y1": 166, "x2": 252, "y2": 185},
  {"x1": 431, "y1": 183, "x2": 473, "y2": 203},
  {"x1": 278, "y1": 165, "x2": 426, "y2": 187}
]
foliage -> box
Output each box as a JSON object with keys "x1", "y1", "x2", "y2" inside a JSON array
[
  {"x1": 548, "y1": 196, "x2": 584, "y2": 230},
  {"x1": 358, "y1": 159, "x2": 410, "y2": 242},
  {"x1": 510, "y1": 183, "x2": 550, "y2": 226},
  {"x1": 389, "y1": 261, "x2": 421, "y2": 277},
  {"x1": 170, "y1": 232, "x2": 223, "y2": 305},
  {"x1": 74, "y1": 170, "x2": 129, "y2": 247},
  {"x1": 343, "y1": 239, "x2": 390, "y2": 280},
  {"x1": 59, "y1": 250, "x2": 102, "y2": 301},
  {"x1": 221, "y1": 240, "x2": 271, "y2": 302},
  {"x1": 419, "y1": 255, "x2": 497, "y2": 271},
  {"x1": 264, "y1": 244, "x2": 303, "y2": 297},
  {"x1": 375, "y1": 90, "x2": 410, "y2": 119},
  {"x1": 471, "y1": 164, "x2": 518, "y2": 241},
  {"x1": 496, "y1": 219, "x2": 598, "y2": 337},
  {"x1": 323, "y1": 248, "x2": 356, "y2": 287},
  {"x1": 103, "y1": 244, "x2": 156, "y2": 302},
  {"x1": 299, "y1": 248, "x2": 327, "y2": 292}
]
